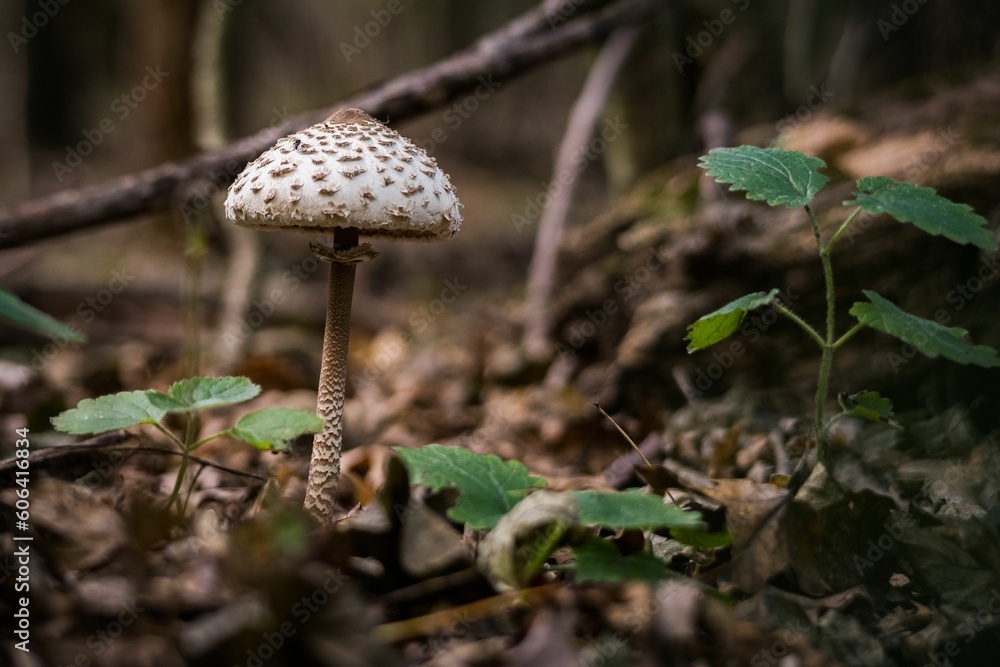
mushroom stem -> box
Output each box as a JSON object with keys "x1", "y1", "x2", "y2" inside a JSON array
[{"x1": 304, "y1": 244, "x2": 357, "y2": 522}]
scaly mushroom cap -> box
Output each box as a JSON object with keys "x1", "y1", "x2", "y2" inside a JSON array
[{"x1": 225, "y1": 109, "x2": 462, "y2": 240}]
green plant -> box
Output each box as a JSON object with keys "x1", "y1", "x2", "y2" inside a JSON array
[
  {"x1": 394, "y1": 445, "x2": 727, "y2": 589},
  {"x1": 52, "y1": 376, "x2": 321, "y2": 510},
  {"x1": 0, "y1": 286, "x2": 86, "y2": 343},
  {"x1": 689, "y1": 146, "x2": 1000, "y2": 458}
]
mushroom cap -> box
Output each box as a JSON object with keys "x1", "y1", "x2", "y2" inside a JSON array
[{"x1": 225, "y1": 109, "x2": 462, "y2": 241}]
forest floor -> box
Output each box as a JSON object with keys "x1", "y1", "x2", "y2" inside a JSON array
[{"x1": 3, "y1": 72, "x2": 1000, "y2": 667}]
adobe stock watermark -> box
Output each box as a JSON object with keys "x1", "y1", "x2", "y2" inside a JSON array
[
  {"x1": 350, "y1": 276, "x2": 469, "y2": 390},
  {"x1": 545, "y1": 0, "x2": 586, "y2": 28},
  {"x1": 887, "y1": 251, "x2": 998, "y2": 372},
  {"x1": 181, "y1": 106, "x2": 293, "y2": 225},
  {"x1": 749, "y1": 618, "x2": 812, "y2": 667},
  {"x1": 556, "y1": 246, "x2": 668, "y2": 356},
  {"x1": 845, "y1": 126, "x2": 960, "y2": 246},
  {"x1": 924, "y1": 588, "x2": 1000, "y2": 666},
  {"x1": 464, "y1": 407, "x2": 510, "y2": 452},
  {"x1": 901, "y1": 126, "x2": 960, "y2": 181},
  {"x1": 238, "y1": 568, "x2": 350, "y2": 667},
  {"x1": 51, "y1": 65, "x2": 170, "y2": 182},
  {"x1": 851, "y1": 511, "x2": 918, "y2": 576},
  {"x1": 878, "y1": 0, "x2": 928, "y2": 41},
  {"x1": 52, "y1": 598, "x2": 145, "y2": 666},
  {"x1": 178, "y1": 160, "x2": 246, "y2": 224},
  {"x1": 339, "y1": 0, "x2": 417, "y2": 63},
  {"x1": 221, "y1": 253, "x2": 324, "y2": 351},
  {"x1": 672, "y1": 0, "x2": 751, "y2": 73},
  {"x1": 411, "y1": 75, "x2": 502, "y2": 155},
  {"x1": 775, "y1": 82, "x2": 834, "y2": 134},
  {"x1": 689, "y1": 288, "x2": 800, "y2": 397},
  {"x1": 28, "y1": 267, "x2": 135, "y2": 375},
  {"x1": 213, "y1": 0, "x2": 243, "y2": 17},
  {"x1": 8, "y1": 0, "x2": 72, "y2": 53},
  {"x1": 511, "y1": 116, "x2": 629, "y2": 234},
  {"x1": 854, "y1": 457, "x2": 969, "y2": 579}
]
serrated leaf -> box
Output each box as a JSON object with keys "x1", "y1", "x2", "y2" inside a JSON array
[
  {"x1": 686, "y1": 289, "x2": 780, "y2": 352},
  {"x1": 572, "y1": 489, "x2": 703, "y2": 530},
  {"x1": 572, "y1": 537, "x2": 670, "y2": 584},
  {"x1": 0, "y1": 287, "x2": 86, "y2": 343},
  {"x1": 840, "y1": 391, "x2": 897, "y2": 425},
  {"x1": 52, "y1": 391, "x2": 166, "y2": 435},
  {"x1": 850, "y1": 291, "x2": 1000, "y2": 367},
  {"x1": 845, "y1": 177, "x2": 997, "y2": 251},
  {"x1": 698, "y1": 146, "x2": 828, "y2": 207},
  {"x1": 394, "y1": 445, "x2": 547, "y2": 530},
  {"x1": 231, "y1": 408, "x2": 322, "y2": 451},
  {"x1": 670, "y1": 526, "x2": 733, "y2": 549},
  {"x1": 147, "y1": 376, "x2": 261, "y2": 412}
]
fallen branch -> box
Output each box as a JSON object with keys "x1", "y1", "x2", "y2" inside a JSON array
[
  {"x1": 521, "y1": 24, "x2": 641, "y2": 360},
  {"x1": 0, "y1": 0, "x2": 658, "y2": 250}
]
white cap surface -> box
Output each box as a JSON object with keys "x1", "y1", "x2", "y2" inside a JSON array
[{"x1": 225, "y1": 109, "x2": 462, "y2": 240}]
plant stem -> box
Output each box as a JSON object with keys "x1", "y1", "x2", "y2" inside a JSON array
[
  {"x1": 824, "y1": 206, "x2": 863, "y2": 254},
  {"x1": 824, "y1": 411, "x2": 849, "y2": 433},
  {"x1": 182, "y1": 216, "x2": 208, "y2": 378},
  {"x1": 304, "y1": 249, "x2": 357, "y2": 523},
  {"x1": 833, "y1": 322, "x2": 865, "y2": 349},
  {"x1": 806, "y1": 205, "x2": 837, "y2": 459},
  {"x1": 166, "y1": 415, "x2": 198, "y2": 511},
  {"x1": 188, "y1": 431, "x2": 227, "y2": 452},
  {"x1": 773, "y1": 303, "x2": 825, "y2": 348},
  {"x1": 152, "y1": 422, "x2": 187, "y2": 450}
]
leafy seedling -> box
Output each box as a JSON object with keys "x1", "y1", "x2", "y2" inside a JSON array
[
  {"x1": 691, "y1": 146, "x2": 1000, "y2": 458},
  {"x1": 395, "y1": 445, "x2": 723, "y2": 589},
  {"x1": 52, "y1": 376, "x2": 321, "y2": 511}
]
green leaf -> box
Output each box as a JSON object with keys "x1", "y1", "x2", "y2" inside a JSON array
[
  {"x1": 698, "y1": 146, "x2": 829, "y2": 208},
  {"x1": 0, "y1": 287, "x2": 86, "y2": 343},
  {"x1": 231, "y1": 408, "x2": 322, "y2": 451},
  {"x1": 670, "y1": 526, "x2": 733, "y2": 549},
  {"x1": 572, "y1": 489, "x2": 703, "y2": 530},
  {"x1": 572, "y1": 537, "x2": 670, "y2": 584},
  {"x1": 51, "y1": 391, "x2": 166, "y2": 435},
  {"x1": 146, "y1": 376, "x2": 261, "y2": 412},
  {"x1": 846, "y1": 177, "x2": 997, "y2": 251},
  {"x1": 394, "y1": 445, "x2": 547, "y2": 530},
  {"x1": 685, "y1": 289, "x2": 780, "y2": 352},
  {"x1": 850, "y1": 291, "x2": 1000, "y2": 368},
  {"x1": 839, "y1": 390, "x2": 897, "y2": 425}
]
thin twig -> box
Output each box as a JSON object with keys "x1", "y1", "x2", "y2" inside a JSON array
[
  {"x1": 594, "y1": 401, "x2": 651, "y2": 466},
  {"x1": 129, "y1": 446, "x2": 267, "y2": 481},
  {"x1": 0, "y1": 0, "x2": 658, "y2": 250},
  {"x1": 0, "y1": 431, "x2": 266, "y2": 482},
  {"x1": 595, "y1": 402, "x2": 681, "y2": 504},
  {"x1": 375, "y1": 583, "x2": 560, "y2": 643}
]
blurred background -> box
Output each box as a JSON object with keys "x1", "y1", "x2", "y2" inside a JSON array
[
  {"x1": 2, "y1": 0, "x2": 1000, "y2": 443},
  {"x1": 5, "y1": 5, "x2": 1000, "y2": 664}
]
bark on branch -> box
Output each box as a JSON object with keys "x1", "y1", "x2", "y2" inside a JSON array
[{"x1": 0, "y1": 0, "x2": 657, "y2": 250}]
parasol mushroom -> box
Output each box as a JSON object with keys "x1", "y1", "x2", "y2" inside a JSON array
[{"x1": 225, "y1": 108, "x2": 462, "y2": 522}]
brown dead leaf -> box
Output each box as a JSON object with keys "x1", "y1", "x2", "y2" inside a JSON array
[
  {"x1": 706, "y1": 422, "x2": 742, "y2": 478},
  {"x1": 341, "y1": 443, "x2": 395, "y2": 506},
  {"x1": 399, "y1": 502, "x2": 471, "y2": 579},
  {"x1": 699, "y1": 477, "x2": 791, "y2": 593}
]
